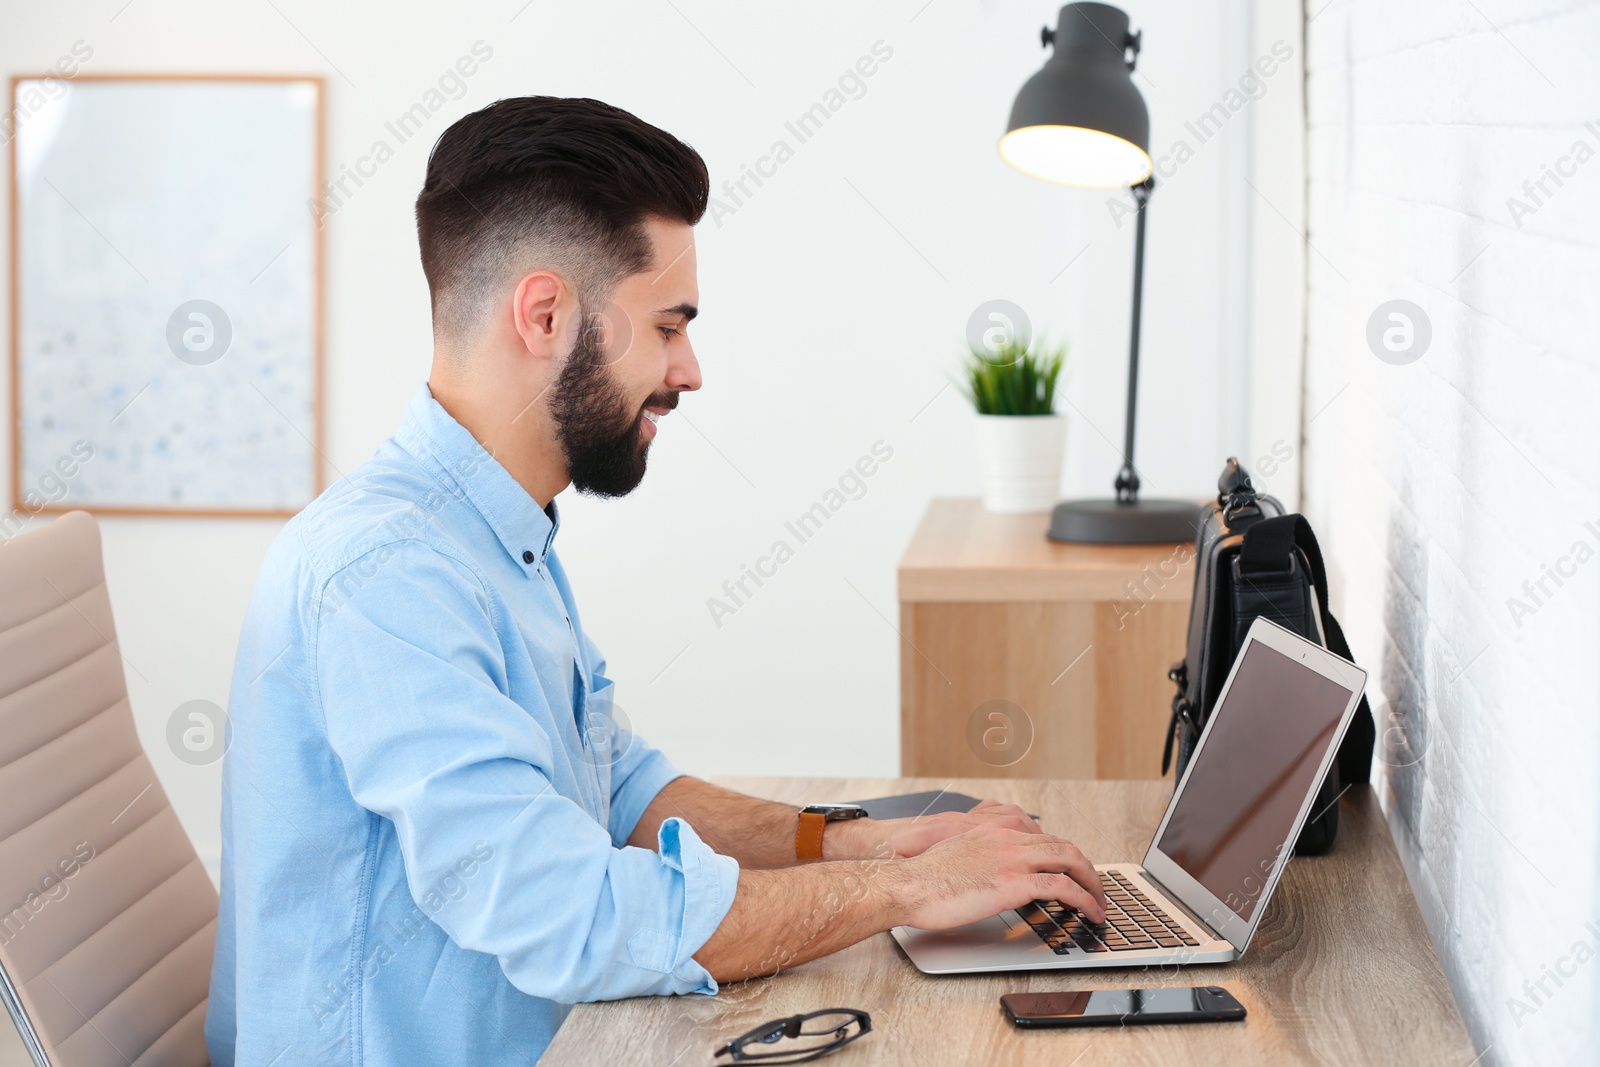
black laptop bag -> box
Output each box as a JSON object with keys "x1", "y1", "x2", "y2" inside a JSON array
[{"x1": 1161, "y1": 458, "x2": 1376, "y2": 855}]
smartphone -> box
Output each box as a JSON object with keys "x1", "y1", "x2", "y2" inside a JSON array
[{"x1": 1001, "y1": 986, "x2": 1246, "y2": 1028}]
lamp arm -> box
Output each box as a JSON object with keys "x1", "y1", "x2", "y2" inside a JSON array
[{"x1": 1114, "y1": 176, "x2": 1155, "y2": 504}]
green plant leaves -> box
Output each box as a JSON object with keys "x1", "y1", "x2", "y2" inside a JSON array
[{"x1": 957, "y1": 337, "x2": 1065, "y2": 416}]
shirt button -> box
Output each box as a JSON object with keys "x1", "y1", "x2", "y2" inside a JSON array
[{"x1": 522, "y1": 550, "x2": 535, "y2": 564}]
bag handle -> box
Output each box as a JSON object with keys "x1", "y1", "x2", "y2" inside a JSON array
[
  {"x1": 1240, "y1": 515, "x2": 1376, "y2": 785},
  {"x1": 1160, "y1": 661, "x2": 1191, "y2": 776},
  {"x1": 1217, "y1": 457, "x2": 1262, "y2": 526}
]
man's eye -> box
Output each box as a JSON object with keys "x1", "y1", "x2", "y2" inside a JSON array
[{"x1": 659, "y1": 325, "x2": 681, "y2": 338}]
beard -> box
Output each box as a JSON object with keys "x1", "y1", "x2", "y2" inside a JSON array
[{"x1": 549, "y1": 313, "x2": 675, "y2": 498}]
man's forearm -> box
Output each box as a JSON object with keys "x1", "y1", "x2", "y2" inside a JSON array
[
  {"x1": 627, "y1": 776, "x2": 805, "y2": 868},
  {"x1": 632, "y1": 778, "x2": 913, "y2": 982},
  {"x1": 692, "y1": 857, "x2": 907, "y2": 982}
]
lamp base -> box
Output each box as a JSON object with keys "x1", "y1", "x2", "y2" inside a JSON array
[{"x1": 1047, "y1": 497, "x2": 1201, "y2": 545}]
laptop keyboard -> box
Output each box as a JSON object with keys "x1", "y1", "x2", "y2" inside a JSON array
[{"x1": 1016, "y1": 870, "x2": 1201, "y2": 953}]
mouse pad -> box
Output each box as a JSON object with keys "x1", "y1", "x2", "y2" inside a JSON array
[{"x1": 844, "y1": 790, "x2": 1039, "y2": 823}]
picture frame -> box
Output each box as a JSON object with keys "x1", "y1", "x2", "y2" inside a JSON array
[{"x1": 8, "y1": 73, "x2": 325, "y2": 518}]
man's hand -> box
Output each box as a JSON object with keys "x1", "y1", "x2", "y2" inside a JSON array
[
  {"x1": 891, "y1": 825, "x2": 1107, "y2": 929},
  {"x1": 821, "y1": 798, "x2": 1042, "y2": 861}
]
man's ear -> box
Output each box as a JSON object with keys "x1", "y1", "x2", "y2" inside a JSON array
[{"x1": 511, "y1": 271, "x2": 577, "y2": 365}]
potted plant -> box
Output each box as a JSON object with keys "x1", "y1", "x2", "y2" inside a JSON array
[{"x1": 958, "y1": 337, "x2": 1067, "y2": 514}]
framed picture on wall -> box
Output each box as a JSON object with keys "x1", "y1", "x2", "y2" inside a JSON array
[{"x1": 8, "y1": 74, "x2": 324, "y2": 518}]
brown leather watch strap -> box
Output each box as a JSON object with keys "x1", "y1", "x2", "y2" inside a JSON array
[{"x1": 795, "y1": 810, "x2": 828, "y2": 862}]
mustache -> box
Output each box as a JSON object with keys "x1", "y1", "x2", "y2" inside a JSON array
[{"x1": 641, "y1": 391, "x2": 680, "y2": 415}]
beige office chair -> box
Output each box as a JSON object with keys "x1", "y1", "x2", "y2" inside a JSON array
[{"x1": 0, "y1": 511, "x2": 215, "y2": 1067}]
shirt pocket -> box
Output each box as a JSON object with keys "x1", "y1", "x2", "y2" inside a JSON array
[{"x1": 578, "y1": 676, "x2": 617, "y2": 819}]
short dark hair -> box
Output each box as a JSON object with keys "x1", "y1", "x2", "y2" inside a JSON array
[{"x1": 415, "y1": 96, "x2": 708, "y2": 339}]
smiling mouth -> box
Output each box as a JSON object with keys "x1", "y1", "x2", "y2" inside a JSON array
[{"x1": 642, "y1": 400, "x2": 675, "y2": 427}]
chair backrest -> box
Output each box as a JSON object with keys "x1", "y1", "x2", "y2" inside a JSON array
[{"x1": 0, "y1": 512, "x2": 215, "y2": 1067}]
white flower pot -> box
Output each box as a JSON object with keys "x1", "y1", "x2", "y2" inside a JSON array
[{"x1": 974, "y1": 414, "x2": 1066, "y2": 514}]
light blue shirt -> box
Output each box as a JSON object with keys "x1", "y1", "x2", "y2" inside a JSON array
[{"x1": 207, "y1": 384, "x2": 740, "y2": 1066}]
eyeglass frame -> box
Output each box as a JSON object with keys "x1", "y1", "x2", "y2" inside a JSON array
[{"x1": 712, "y1": 1007, "x2": 873, "y2": 1063}]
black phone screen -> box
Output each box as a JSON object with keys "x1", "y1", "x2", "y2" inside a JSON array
[{"x1": 1001, "y1": 986, "x2": 1246, "y2": 1027}]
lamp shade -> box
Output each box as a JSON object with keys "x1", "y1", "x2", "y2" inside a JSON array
[{"x1": 1000, "y1": 3, "x2": 1151, "y2": 188}]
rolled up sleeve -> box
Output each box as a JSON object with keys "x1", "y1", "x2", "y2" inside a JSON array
[
  {"x1": 607, "y1": 742, "x2": 686, "y2": 851},
  {"x1": 578, "y1": 631, "x2": 690, "y2": 848},
  {"x1": 314, "y1": 540, "x2": 739, "y2": 1003}
]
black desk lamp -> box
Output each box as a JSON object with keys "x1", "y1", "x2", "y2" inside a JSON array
[{"x1": 1000, "y1": 2, "x2": 1199, "y2": 544}]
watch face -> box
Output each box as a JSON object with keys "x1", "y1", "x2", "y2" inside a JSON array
[{"x1": 804, "y1": 804, "x2": 868, "y2": 820}]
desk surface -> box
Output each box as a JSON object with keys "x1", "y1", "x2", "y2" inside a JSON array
[{"x1": 541, "y1": 777, "x2": 1476, "y2": 1066}]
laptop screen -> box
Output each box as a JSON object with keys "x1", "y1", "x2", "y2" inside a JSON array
[{"x1": 1153, "y1": 639, "x2": 1356, "y2": 922}]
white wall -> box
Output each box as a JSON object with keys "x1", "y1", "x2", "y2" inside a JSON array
[
  {"x1": 1245, "y1": 0, "x2": 1306, "y2": 507},
  {"x1": 1, "y1": 1, "x2": 1290, "y2": 875},
  {"x1": 1302, "y1": 2, "x2": 1600, "y2": 1063}
]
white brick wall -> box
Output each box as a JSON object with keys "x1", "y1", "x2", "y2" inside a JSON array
[{"x1": 1302, "y1": 2, "x2": 1600, "y2": 1063}]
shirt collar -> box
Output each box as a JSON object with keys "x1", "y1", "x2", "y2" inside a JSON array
[{"x1": 394, "y1": 383, "x2": 560, "y2": 571}]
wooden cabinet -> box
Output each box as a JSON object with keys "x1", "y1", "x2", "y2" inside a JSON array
[{"x1": 897, "y1": 499, "x2": 1194, "y2": 780}]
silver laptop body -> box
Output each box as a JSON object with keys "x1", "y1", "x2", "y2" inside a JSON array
[{"x1": 892, "y1": 617, "x2": 1368, "y2": 974}]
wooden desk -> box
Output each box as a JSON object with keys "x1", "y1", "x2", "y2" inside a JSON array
[
  {"x1": 898, "y1": 499, "x2": 1194, "y2": 781},
  {"x1": 541, "y1": 777, "x2": 1475, "y2": 1066}
]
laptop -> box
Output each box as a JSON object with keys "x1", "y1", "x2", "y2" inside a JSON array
[{"x1": 891, "y1": 616, "x2": 1368, "y2": 974}]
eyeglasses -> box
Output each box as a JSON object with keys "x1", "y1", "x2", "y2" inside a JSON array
[{"x1": 713, "y1": 1008, "x2": 872, "y2": 1063}]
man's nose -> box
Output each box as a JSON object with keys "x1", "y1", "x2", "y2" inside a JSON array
[{"x1": 668, "y1": 343, "x2": 702, "y2": 392}]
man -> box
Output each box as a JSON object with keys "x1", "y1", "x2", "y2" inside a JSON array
[{"x1": 206, "y1": 96, "x2": 1105, "y2": 1066}]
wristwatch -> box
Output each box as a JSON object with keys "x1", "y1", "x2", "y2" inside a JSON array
[{"x1": 795, "y1": 803, "x2": 869, "y2": 862}]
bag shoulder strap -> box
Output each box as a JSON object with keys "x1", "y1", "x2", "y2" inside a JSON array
[{"x1": 1240, "y1": 514, "x2": 1376, "y2": 784}]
